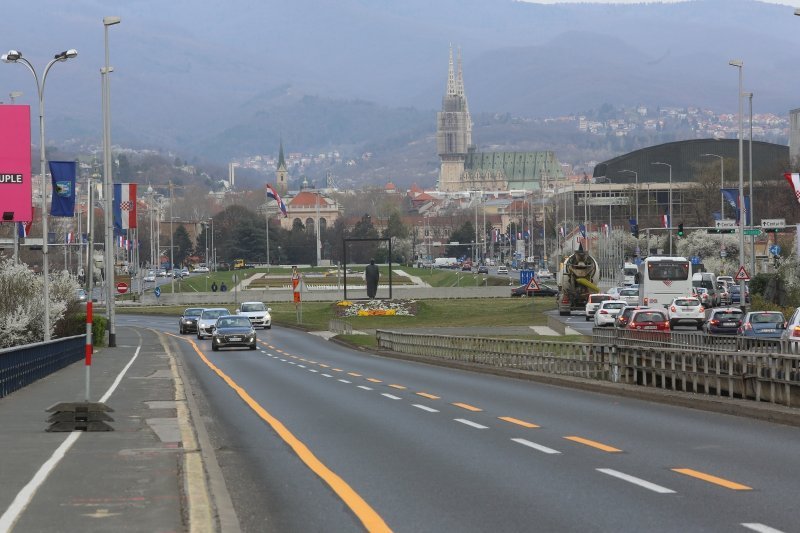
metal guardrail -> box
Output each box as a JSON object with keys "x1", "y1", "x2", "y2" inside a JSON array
[
  {"x1": 0, "y1": 336, "x2": 85, "y2": 398},
  {"x1": 328, "y1": 319, "x2": 353, "y2": 335},
  {"x1": 375, "y1": 329, "x2": 800, "y2": 407}
]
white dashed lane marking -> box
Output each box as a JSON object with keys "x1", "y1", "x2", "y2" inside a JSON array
[
  {"x1": 511, "y1": 438, "x2": 561, "y2": 455},
  {"x1": 382, "y1": 394, "x2": 402, "y2": 400},
  {"x1": 597, "y1": 468, "x2": 675, "y2": 494}
]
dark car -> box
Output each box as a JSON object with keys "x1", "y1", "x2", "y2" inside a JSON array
[
  {"x1": 737, "y1": 311, "x2": 785, "y2": 339},
  {"x1": 477, "y1": 265, "x2": 489, "y2": 274},
  {"x1": 179, "y1": 307, "x2": 204, "y2": 334},
  {"x1": 511, "y1": 283, "x2": 559, "y2": 297},
  {"x1": 211, "y1": 315, "x2": 257, "y2": 351},
  {"x1": 729, "y1": 284, "x2": 750, "y2": 305},
  {"x1": 703, "y1": 307, "x2": 743, "y2": 335}
]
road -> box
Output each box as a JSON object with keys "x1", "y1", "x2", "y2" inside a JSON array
[{"x1": 120, "y1": 314, "x2": 799, "y2": 533}]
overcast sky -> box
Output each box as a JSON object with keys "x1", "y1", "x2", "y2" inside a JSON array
[{"x1": 523, "y1": 0, "x2": 800, "y2": 7}]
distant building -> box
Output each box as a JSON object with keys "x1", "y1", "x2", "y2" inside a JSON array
[
  {"x1": 275, "y1": 140, "x2": 289, "y2": 195},
  {"x1": 436, "y1": 47, "x2": 564, "y2": 193}
]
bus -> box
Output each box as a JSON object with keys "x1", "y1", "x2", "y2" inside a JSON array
[
  {"x1": 638, "y1": 256, "x2": 692, "y2": 309},
  {"x1": 622, "y1": 262, "x2": 638, "y2": 286}
]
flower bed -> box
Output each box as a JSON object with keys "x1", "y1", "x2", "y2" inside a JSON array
[{"x1": 335, "y1": 299, "x2": 417, "y2": 317}]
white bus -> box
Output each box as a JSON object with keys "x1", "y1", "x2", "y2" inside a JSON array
[{"x1": 638, "y1": 256, "x2": 693, "y2": 308}]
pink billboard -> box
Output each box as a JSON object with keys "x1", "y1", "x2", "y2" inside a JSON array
[{"x1": 0, "y1": 105, "x2": 32, "y2": 223}]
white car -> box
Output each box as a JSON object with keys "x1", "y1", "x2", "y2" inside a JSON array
[
  {"x1": 496, "y1": 265, "x2": 508, "y2": 275},
  {"x1": 194, "y1": 265, "x2": 210, "y2": 273},
  {"x1": 236, "y1": 301, "x2": 272, "y2": 329},
  {"x1": 197, "y1": 307, "x2": 230, "y2": 339},
  {"x1": 144, "y1": 271, "x2": 156, "y2": 283},
  {"x1": 618, "y1": 287, "x2": 639, "y2": 306},
  {"x1": 593, "y1": 299, "x2": 628, "y2": 327},
  {"x1": 668, "y1": 296, "x2": 705, "y2": 329},
  {"x1": 585, "y1": 293, "x2": 613, "y2": 321}
]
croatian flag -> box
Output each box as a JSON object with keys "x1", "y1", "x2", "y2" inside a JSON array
[
  {"x1": 266, "y1": 184, "x2": 288, "y2": 217},
  {"x1": 17, "y1": 218, "x2": 32, "y2": 238},
  {"x1": 66, "y1": 231, "x2": 74, "y2": 244},
  {"x1": 785, "y1": 173, "x2": 800, "y2": 206},
  {"x1": 662, "y1": 214, "x2": 670, "y2": 228},
  {"x1": 113, "y1": 183, "x2": 137, "y2": 230}
]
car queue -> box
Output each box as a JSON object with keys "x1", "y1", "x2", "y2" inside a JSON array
[{"x1": 178, "y1": 302, "x2": 272, "y2": 351}]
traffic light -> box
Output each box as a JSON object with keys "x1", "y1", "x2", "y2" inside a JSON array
[
  {"x1": 631, "y1": 224, "x2": 639, "y2": 238},
  {"x1": 677, "y1": 223, "x2": 684, "y2": 237}
]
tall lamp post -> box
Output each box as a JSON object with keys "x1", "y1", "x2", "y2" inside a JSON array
[
  {"x1": 730, "y1": 59, "x2": 747, "y2": 311},
  {"x1": 102, "y1": 15, "x2": 121, "y2": 347},
  {"x1": 744, "y1": 91, "x2": 755, "y2": 275},
  {"x1": 2, "y1": 48, "x2": 78, "y2": 342},
  {"x1": 651, "y1": 162, "x2": 672, "y2": 255}
]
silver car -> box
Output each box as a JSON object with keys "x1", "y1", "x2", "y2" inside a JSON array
[{"x1": 197, "y1": 308, "x2": 230, "y2": 339}]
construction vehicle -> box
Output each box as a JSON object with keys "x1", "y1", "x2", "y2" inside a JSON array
[
  {"x1": 233, "y1": 259, "x2": 246, "y2": 270},
  {"x1": 556, "y1": 244, "x2": 600, "y2": 316}
]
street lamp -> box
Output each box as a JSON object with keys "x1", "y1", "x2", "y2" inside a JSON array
[
  {"x1": 730, "y1": 59, "x2": 747, "y2": 311},
  {"x1": 102, "y1": 15, "x2": 121, "y2": 347},
  {"x1": 9, "y1": 90, "x2": 22, "y2": 103},
  {"x1": 651, "y1": 162, "x2": 672, "y2": 254},
  {"x1": 618, "y1": 169, "x2": 639, "y2": 224},
  {"x1": 744, "y1": 91, "x2": 755, "y2": 275},
  {"x1": 2, "y1": 48, "x2": 78, "y2": 341}
]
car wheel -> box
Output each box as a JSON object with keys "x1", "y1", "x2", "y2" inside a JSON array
[
  {"x1": 249, "y1": 343, "x2": 257, "y2": 350},
  {"x1": 669, "y1": 320, "x2": 676, "y2": 328},
  {"x1": 211, "y1": 343, "x2": 218, "y2": 351},
  {"x1": 585, "y1": 315, "x2": 590, "y2": 321},
  {"x1": 197, "y1": 333, "x2": 203, "y2": 340}
]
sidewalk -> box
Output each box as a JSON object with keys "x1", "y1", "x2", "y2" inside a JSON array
[{"x1": 0, "y1": 328, "x2": 232, "y2": 532}]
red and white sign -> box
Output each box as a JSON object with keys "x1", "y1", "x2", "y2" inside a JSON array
[
  {"x1": 735, "y1": 266, "x2": 750, "y2": 281},
  {"x1": 116, "y1": 282, "x2": 129, "y2": 294}
]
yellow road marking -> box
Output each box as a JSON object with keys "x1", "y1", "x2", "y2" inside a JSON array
[
  {"x1": 184, "y1": 338, "x2": 391, "y2": 532},
  {"x1": 319, "y1": 364, "x2": 329, "y2": 368},
  {"x1": 388, "y1": 384, "x2": 406, "y2": 390},
  {"x1": 452, "y1": 402, "x2": 482, "y2": 412},
  {"x1": 367, "y1": 378, "x2": 383, "y2": 383},
  {"x1": 672, "y1": 468, "x2": 752, "y2": 490},
  {"x1": 498, "y1": 416, "x2": 539, "y2": 428},
  {"x1": 564, "y1": 436, "x2": 621, "y2": 453},
  {"x1": 347, "y1": 372, "x2": 362, "y2": 377},
  {"x1": 416, "y1": 392, "x2": 440, "y2": 400}
]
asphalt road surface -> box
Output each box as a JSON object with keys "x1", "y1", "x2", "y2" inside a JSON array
[{"x1": 120, "y1": 314, "x2": 799, "y2": 533}]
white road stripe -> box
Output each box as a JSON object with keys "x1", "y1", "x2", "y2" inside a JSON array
[
  {"x1": 308, "y1": 369, "x2": 318, "y2": 373},
  {"x1": 413, "y1": 404, "x2": 439, "y2": 413},
  {"x1": 597, "y1": 468, "x2": 675, "y2": 494},
  {"x1": 280, "y1": 359, "x2": 287, "y2": 362},
  {"x1": 382, "y1": 394, "x2": 402, "y2": 400},
  {"x1": 511, "y1": 438, "x2": 561, "y2": 455},
  {"x1": 338, "y1": 379, "x2": 351, "y2": 384},
  {"x1": 455, "y1": 419, "x2": 488, "y2": 429},
  {"x1": 322, "y1": 374, "x2": 333, "y2": 378},
  {"x1": 742, "y1": 524, "x2": 786, "y2": 533},
  {"x1": 357, "y1": 386, "x2": 373, "y2": 391},
  {"x1": 297, "y1": 365, "x2": 306, "y2": 368}
]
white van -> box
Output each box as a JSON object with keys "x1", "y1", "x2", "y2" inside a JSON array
[{"x1": 692, "y1": 272, "x2": 720, "y2": 308}]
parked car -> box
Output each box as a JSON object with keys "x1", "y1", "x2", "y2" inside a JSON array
[
  {"x1": 625, "y1": 309, "x2": 670, "y2": 331},
  {"x1": 584, "y1": 293, "x2": 613, "y2": 321},
  {"x1": 703, "y1": 307, "x2": 743, "y2": 335},
  {"x1": 236, "y1": 301, "x2": 272, "y2": 329},
  {"x1": 737, "y1": 311, "x2": 786, "y2": 339},
  {"x1": 780, "y1": 307, "x2": 800, "y2": 345},
  {"x1": 716, "y1": 281, "x2": 731, "y2": 305},
  {"x1": 618, "y1": 287, "x2": 639, "y2": 306},
  {"x1": 693, "y1": 287, "x2": 712, "y2": 308},
  {"x1": 593, "y1": 299, "x2": 628, "y2": 327},
  {"x1": 729, "y1": 284, "x2": 750, "y2": 305},
  {"x1": 211, "y1": 315, "x2": 257, "y2": 351},
  {"x1": 667, "y1": 296, "x2": 705, "y2": 330},
  {"x1": 193, "y1": 264, "x2": 210, "y2": 273},
  {"x1": 606, "y1": 287, "x2": 623, "y2": 298},
  {"x1": 614, "y1": 305, "x2": 647, "y2": 329},
  {"x1": 197, "y1": 308, "x2": 230, "y2": 339},
  {"x1": 510, "y1": 282, "x2": 559, "y2": 297},
  {"x1": 477, "y1": 265, "x2": 489, "y2": 274},
  {"x1": 179, "y1": 307, "x2": 205, "y2": 334},
  {"x1": 496, "y1": 265, "x2": 509, "y2": 275}
]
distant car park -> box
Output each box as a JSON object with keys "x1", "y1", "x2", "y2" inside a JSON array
[{"x1": 510, "y1": 283, "x2": 559, "y2": 297}]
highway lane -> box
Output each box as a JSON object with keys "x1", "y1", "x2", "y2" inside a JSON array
[{"x1": 120, "y1": 314, "x2": 799, "y2": 532}]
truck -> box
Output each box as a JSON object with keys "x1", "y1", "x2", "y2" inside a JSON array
[
  {"x1": 622, "y1": 262, "x2": 639, "y2": 286},
  {"x1": 233, "y1": 259, "x2": 246, "y2": 270},
  {"x1": 556, "y1": 245, "x2": 601, "y2": 316},
  {"x1": 433, "y1": 257, "x2": 458, "y2": 269}
]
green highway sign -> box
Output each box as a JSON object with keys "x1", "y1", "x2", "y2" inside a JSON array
[{"x1": 743, "y1": 229, "x2": 761, "y2": 236}]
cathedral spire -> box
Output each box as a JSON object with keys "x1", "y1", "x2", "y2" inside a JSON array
[
  {"x1": 447, "y1": 44, "x2": 456, "y2": 96},
  {"x1": 456, "y1": 46, "x2": 464, "y2": 98},
  {"x1": 277, "y1": 138, "x2": 286, "y2": 171}
]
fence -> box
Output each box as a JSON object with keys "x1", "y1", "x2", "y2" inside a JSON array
[
  {"x1": 375, "y1": 329, "x2": 800, "y2": 407},
  {"x1": 0, "y1": 336, "x2": 85, "y2": 398}
]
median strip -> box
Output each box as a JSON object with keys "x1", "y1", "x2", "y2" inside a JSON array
[{"x1": 499, "y1": 416, "x2": 539, "y2": 428}]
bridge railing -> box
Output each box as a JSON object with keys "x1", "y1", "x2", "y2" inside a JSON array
[
  {"x1": 0, "y1": 336, "x2": 85, "y2": 398},
  {"x1": 375, "y1": 329, "x2": 800, "y2": 407}
]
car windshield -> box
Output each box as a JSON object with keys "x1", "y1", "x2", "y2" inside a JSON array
[
  {"x1": 184, "y1": 308, "x2": 203, "y2": 317},
  {"x1": 620, "y1": 289, "x2": 638, "y2": 296},
  {"x1": 217, "y1": 317, "x2": 251, "y2": 328},
  {"x1": 675, "y1": 298, "x2": 699, "y2": 306},
  {"x1": 715, "y1": 311, "x2": 742, "y2": 320},
  {"x1": 633, "y1": 312, "x2": 666, "y2": 322},
  {"x1": 202, "y1": 309, "x2": 228, "y2": 319},
  {"x1": 241, "y1": 303, "x2": 265, "y2": 312},
  {"x1": 751, "y1": 313, "x2": 783, "y2": 324}
]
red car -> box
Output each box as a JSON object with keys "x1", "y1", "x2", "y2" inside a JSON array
[{"x1": 625, "y1": 309, "x2": 671, "y2": 331}]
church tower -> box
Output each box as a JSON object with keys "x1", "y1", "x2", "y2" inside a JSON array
[
  {"x1": 436, "y1": 46, "x2": 473, "y2": 192},
  {"x1": 276, "y1": 139, "x2": 288, "y2": 195}
]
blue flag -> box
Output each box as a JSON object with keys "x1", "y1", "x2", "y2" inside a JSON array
[
  {"x1": 579, "y1": 224, "x2": 586, "y2": 238},
  {"x1": 49, "y1": 161, "x2": 77, "y2": 217},
  {"x1": 721, "y1": 188, "x2": 751, "y2": 224}
]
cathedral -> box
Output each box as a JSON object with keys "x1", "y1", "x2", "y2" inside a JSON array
[{"x1": 436, "y1": 47, "x2": 564, "y2": 193}]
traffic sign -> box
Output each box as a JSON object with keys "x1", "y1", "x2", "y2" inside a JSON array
[
  {"x1": 154, "y1": 286, "x2": 161, "y2": 298},
  {"x1": 770, "y1": 244, "x2": 782, "y2": 256},
  {"x1": 742, "y1": 229, "x2": 761, "y2": 236},
  {"x1": 761, "y1": 218, "x2": 785, "y2": 229},
  {"x1": 735, "y1": 265, "x2": 750, "y2": 281},
  {"x1": 116, "y1": 282, "x2": 129, "y2": 294},
  {"x1": 715, "y1": 219, "x2": 737, "y2": 229}
]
